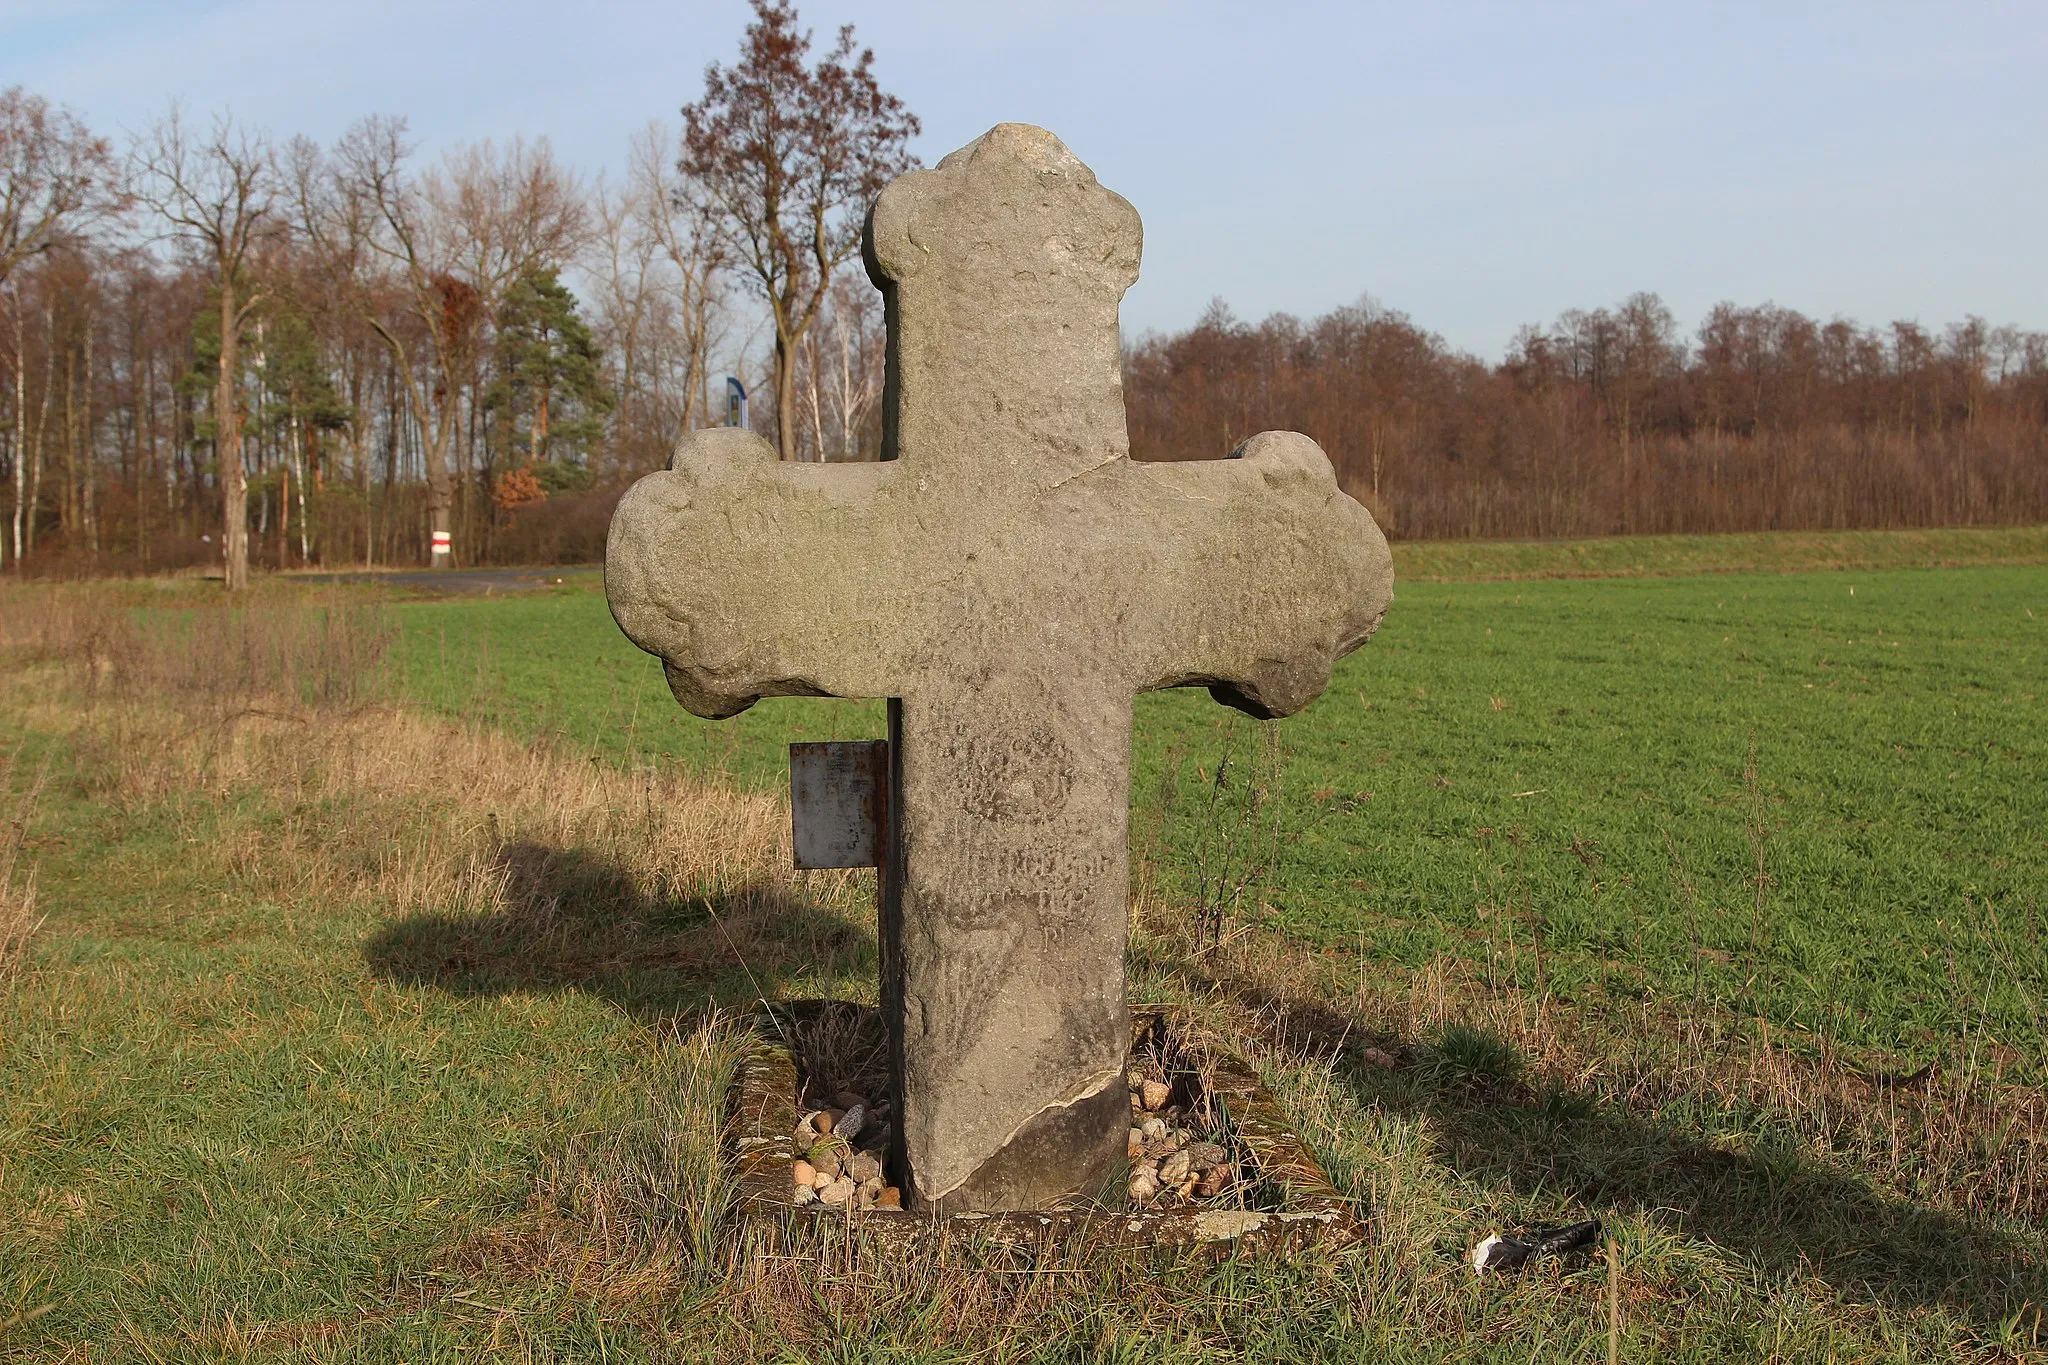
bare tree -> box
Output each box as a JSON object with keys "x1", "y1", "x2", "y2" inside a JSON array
[
  {"x1": 320, "y1": 118, "x2": 585, "y2": 566},
  {"x1": 2, "y1": 89, "x2": 120, "y2": 569},
  {"x1": 1612, "y1": 292, "x2": 1678, "y2": 533},
  {"x1": 588, "y1": 121, "x2": 728, "y2": 473},
  {"x1": 682, "y1": 0, "x2": 917, "y2": 460},
  {"x1": 285, "y1": 133, "x2": 377, "y2": 564},
  {"x1": 794, "y1": 271, "x2": 883, "y2": 460},
  {"x1": 0, "y1": 88, "x2": 119, "y2": 285},
  {"x1": 130, "y1": 108, "x2": 278, "y2": 592}
]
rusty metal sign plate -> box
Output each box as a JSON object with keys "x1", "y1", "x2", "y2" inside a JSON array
[{"x1": 790, "y1": 740, "x2": 888, "y2": 869}]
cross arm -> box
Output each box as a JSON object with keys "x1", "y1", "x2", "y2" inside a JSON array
[
  {"x1": 1118, "y1": 431, "x2": 1394, "y2": 718},
  {"x1": 605, "y1": 428, "x2": 911, "y2": 718}
]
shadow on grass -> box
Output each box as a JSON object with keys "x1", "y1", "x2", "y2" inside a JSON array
[
  {"x1": 362, "y1": 841, "x2": 2042, "y2": 1335},
  {"x1": 1183, "y1": 964, "x2": 2047, "y2": 1340},
  {"x1": 362, "y1": 840, "x2": 874, "y2": 1023}
]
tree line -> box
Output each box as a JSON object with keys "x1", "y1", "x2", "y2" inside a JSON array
[
  {"x1": 5, "y1": 2, "x2": 2043, "y2": 584},
  {"x1": 1127, "y1": 294, "x2": 2048, "y2": 539}
]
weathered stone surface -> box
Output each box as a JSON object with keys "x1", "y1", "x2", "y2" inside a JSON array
[{"x1": 606, "y1": 124, "x2": 1392, "y2": 1212}]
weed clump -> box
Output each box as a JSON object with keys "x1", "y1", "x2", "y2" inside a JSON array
[{"x1": 1421, "y1": 1022, "x2": 1524, "y2": 1085}]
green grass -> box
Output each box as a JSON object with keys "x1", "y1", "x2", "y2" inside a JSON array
[
  {"x1": 394, "y1": 557, "x2": 2048, "y2": 1076},
  {"x1": 2, "y1": 527, "x2": 2045, "y2": 1360},
  {"x1": 0, "y1": 765, "x2": 704, "y2": 1345}
]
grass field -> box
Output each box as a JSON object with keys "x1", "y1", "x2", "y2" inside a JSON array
[
  {"x1": 393, "y1": 546, "x2": 2047, "y2": 1077},
  {"x1": 1, "y1": 525, "x2": 2044, "y2": 1361}
]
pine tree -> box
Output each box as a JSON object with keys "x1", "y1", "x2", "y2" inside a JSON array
[{"x1": 484, "y1": 268, "x2": 610, "y2": 494}]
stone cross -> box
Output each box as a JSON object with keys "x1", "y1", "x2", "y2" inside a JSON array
[{"x1": 606, "y1": 124, "x2": 1393, "y2": 1213}]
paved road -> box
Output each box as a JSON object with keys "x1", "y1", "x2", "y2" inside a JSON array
[{"x1": 290, "y1": 566, "x2": 600, "y2": 596}]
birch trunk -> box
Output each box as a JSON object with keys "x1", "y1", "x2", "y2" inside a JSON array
[
  {"x1": 218, "y1": 276, "x2": 249, "y2": 592},
  {"x1": 9, "y1": 293, "x2": 23, "y2": 567}
]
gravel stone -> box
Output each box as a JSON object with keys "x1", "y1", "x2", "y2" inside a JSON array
[
  {"x1": 837, "y1": 1103, "x2": 868, "y2": 1145},
  {"x1": 845, "y1": 1152, "x2": 883, "y2": 1185},
  {"x1": 791, "y1": 1159, "x2": 817, "y2": 1187},
  {"x1": 1159, "y1": 1150, "x2": 1192, "y2": 1185},
  {"x1": 819, "y1": 1177, "x2": 856, "y2": 1206},
  {"x1": 1139, "y1": 1080, "x2": 1172, "y2": 1112}
]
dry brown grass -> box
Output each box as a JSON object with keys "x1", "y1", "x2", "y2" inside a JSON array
[
  {"x1": 0, "y1": 757, "x2": 42, "y2": 992},
  {"x1": 101, "y1": 700, "x2": 796, "y2": 936},
  {"x1": 1, "y1": 577, "x2": 873, "y2": 1017},
  {"x1": 0, "y1": 627, "x2": 53, "y2": 983}
]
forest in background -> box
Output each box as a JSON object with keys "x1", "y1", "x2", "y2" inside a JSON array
[
  {"x1": 1128, "y1": 295, "x2": 2048, "y2": 540},
  {"x1": 0, "y1": 94, "x2": 892, "y2": 576},
  {"x1": 4, "y1": 79, "x2": 2045, "y2": 576}
]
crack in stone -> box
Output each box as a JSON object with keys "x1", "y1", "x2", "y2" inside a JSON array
[
  {"x1": 1042, "y1": 454, "x2": 1122, "y2": 494},
  {"x1": 922, "y1": 1064, "x2": 1123, "y2": 1204}
]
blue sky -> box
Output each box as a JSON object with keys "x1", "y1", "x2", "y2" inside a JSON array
[{"x1": 5, "y1": 0, "x2": 2042, "y2": 356}]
